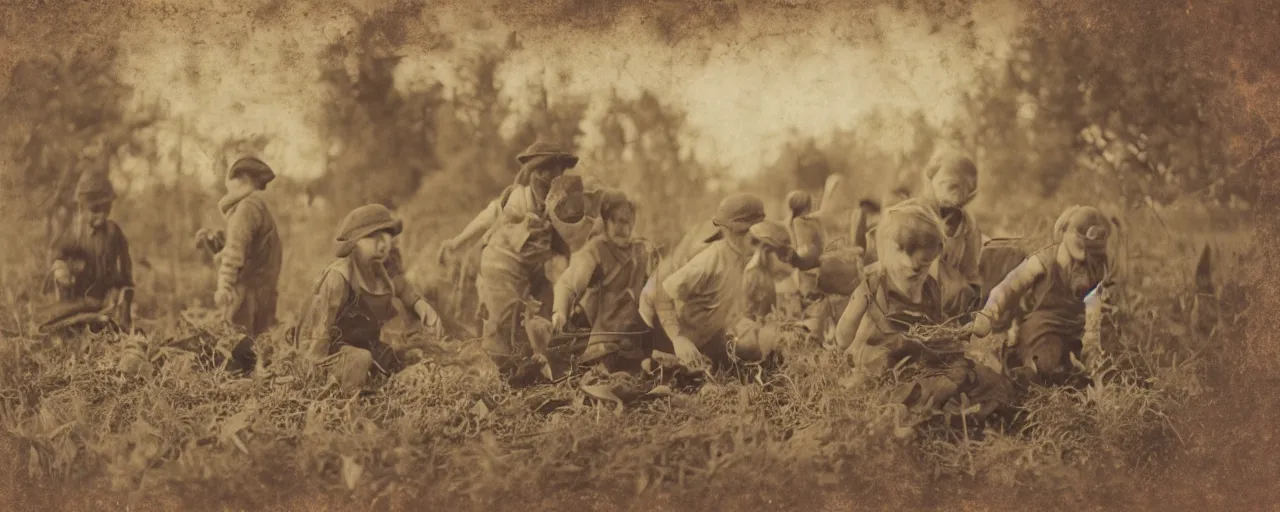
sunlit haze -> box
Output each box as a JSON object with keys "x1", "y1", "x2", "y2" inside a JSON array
[{"x1": 113, "y1": 1, "x2": 1021, "y2": 187}]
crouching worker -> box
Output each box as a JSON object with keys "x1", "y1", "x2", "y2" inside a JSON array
[
  {"x1": 209, "y1": 157, "x2": 283, "y2": 371},
  {"x1": 835, "y1": 203, "x2": 1012, "y2": 419},
  {"x1": 297, "y1": 204, "x2": 441, "y2": 391},
  {"x1": 970, "y1": 206, "x2": 1112, "y2": 388},
  {"x1": 551, "y1": 190, "x2": 659, "y2": 374},
  {"x1": 732, "y1": 219, "x2": 798, "y2": 363},
  {"x1": 44, "y1": 171, "x2": 134, "y2": 334},
  {"x1": 647, "y1": 193, "x2": 770, "y2": 371}
]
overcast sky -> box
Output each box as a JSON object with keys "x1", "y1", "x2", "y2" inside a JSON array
[{"x1": 111, "y1": 1, "x2": 1021, "y2": 186}]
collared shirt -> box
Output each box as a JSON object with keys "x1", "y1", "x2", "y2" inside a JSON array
[
  {"x1": 661, "y1": 237, "x2": 752, "y2": 347},
  {"x1": 553, "y1": 236, "x2": 657, "y2": 346}
]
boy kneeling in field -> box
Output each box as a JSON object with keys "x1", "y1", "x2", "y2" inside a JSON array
[
  {"x1": 551, "y1": 189, "x2": 659, "y2": 374},
  {"x1": 835, "y1": 203, "x2": 1013, "y2": 418},
  {"x1": 864, "y1": 150, "x2": 984, "y2": 320},
  {"x1": 296, "y1": 204, "x2": 443, "y2": 391},
  {"x1": 646, "y1": 193, "x2": 774, "y2": 371},
  {"x1": 45, "y1": 171, "x2": 134, "y2": 334},
  {"x1": 970, "y1": 206, "x2": 1112, "y2": 388}
]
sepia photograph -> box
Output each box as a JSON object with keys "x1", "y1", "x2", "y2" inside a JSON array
[{"x1": 0, "y1": 0, "x2": 1277, "y2": 510}]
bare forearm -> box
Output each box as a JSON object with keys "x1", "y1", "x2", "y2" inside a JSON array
[
  {"x1": 554, "y1": 254, "x2": 596, "y2": 317},
  {"x1": 552, "y1": 281, "x2": 576, "y2": 318},
  {"x1": 983, "y1": 260, "x2": 1043, "y2": 317},
  {"x1": 652, "y1": 290, "x2": 684, "y2": 342},
  {"x1": 454, "y1": 200, "x2": 499, "y2": 245},
  {"x1": 834, "y1": 293, "x2": 867, "y2": 352}
]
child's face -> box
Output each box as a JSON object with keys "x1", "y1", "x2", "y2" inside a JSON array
[
  {"x1": 887, "y1": 242, "x2": 940, "y2": 287},
  {"x1": 80, "y1": 202, "x2": 112, "y2": 229},
  {"x1": 929, "y1": 170, "x2": 974, "y2": 209},
  {"x1": 354, "y1": 231, "x2": 394, "y2": 263},
  {"x1": 604, "y1": 215, "x2": 634, "y2": 245},
  {"x1": 761, "y1": 247, "x2": 795, "y2": 280}
]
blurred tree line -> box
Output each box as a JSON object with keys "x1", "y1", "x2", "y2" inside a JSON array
[
  {"x1": 758, "y1": 1, "x2": 1269, "y2": 224},
  {"x1": 3, "y1": 1, "x2": 1272, "y2": 261},
  {"x1": 0, "y1": 45, "x2": 161, "y2": 246}
]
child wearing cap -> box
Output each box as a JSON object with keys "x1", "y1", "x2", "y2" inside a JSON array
[
  {"x1": 48, "y1": 171, "x2": 134, "y2": 331},
  {"x1": 743, "y1": 219, "x2": 798, "y2": 320},
  {"x1": 212, "y1": 157, "x2": 283, "y2": 341},
  {"x1": 646, "y1": 193, "x2": 766, "y2": 369},
  {"x1": 551, "y1": 189, "x2": 659, "y2": 373},
  {"x1": 732, "y1": 219, "x2": 797, "y2": 361},
  {"x1": 297, "y1": 204, "x2": 443, "y2": 391},
  {"x1": 970, "y1": 205, "x2": 1113, "y2": 386},
  {"x1": 437, "y1": 141, "x2": 580, "y2": 265}
]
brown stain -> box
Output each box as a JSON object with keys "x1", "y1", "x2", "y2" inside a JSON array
[{"x1": 2, "y1": 0, "x2": 1280, "y2": 510}]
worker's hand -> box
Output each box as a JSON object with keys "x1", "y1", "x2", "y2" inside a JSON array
[
  {"x1": 436, "y1": 238, "x2": 459, "y2": 266},
  {"x1": 671, "y1": 336, "x2": 709, "y2": 371},
  {"x1": 215, "y1": 285, "x2": 243, "y2": 325},
  {"x1": 53, "y1": 266, "x2": 72, "y2": 289},
  {"x1": 550, "y1": 312, "x2": 567, "y2": 334},
  {"x1": 970, "y1": 311, "x2": 993, "y2": 338},
  {"x1": 100, "y1": 288, "x2": 120, "y2": 312},
  {"x1": 194, "y1": 228, "x2": 211, "y2": 250},
  {"x1": 414, "y1": 299, "x2": 444, "y2": 337}
]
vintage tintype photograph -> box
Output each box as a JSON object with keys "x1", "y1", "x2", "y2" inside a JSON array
[{"x1": 0, "y1": 0, "x2": 1276, "y2": 510}]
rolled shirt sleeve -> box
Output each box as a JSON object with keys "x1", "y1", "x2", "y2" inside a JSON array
[{"x1": 300, "y1": 269, "x2": 349, "y2": 361}]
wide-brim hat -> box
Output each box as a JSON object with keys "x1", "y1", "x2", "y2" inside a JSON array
[
  {"x1": 516, "y1": 141, "x2": 580, "y2": 167},
  {"x1": 514, "y1": 141, "x2": 579, "y2": 186},
  {"x1": 335, "y1": 204, "x2": 403, "y2": 257},
  {"x1": 226, "y1": 156, "x2": 277, "y2": 189},
  {"x1": 74, "y1": 171, "x2": 116, "y2": 206}
]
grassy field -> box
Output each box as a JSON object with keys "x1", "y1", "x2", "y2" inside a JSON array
[{"x1": 0, "y1": 202, "x2": 1262, "y2": 511}]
